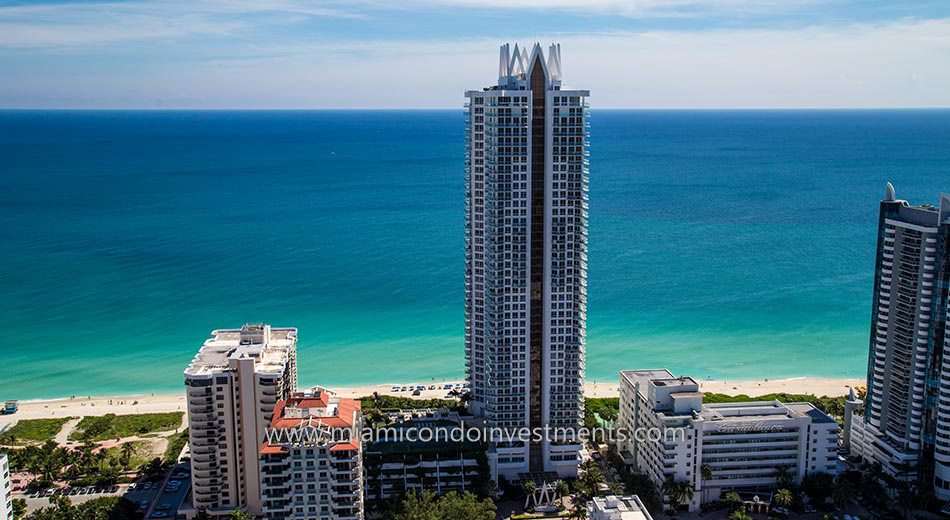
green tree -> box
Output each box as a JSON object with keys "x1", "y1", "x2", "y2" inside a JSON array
[
  {"x1": 700, "y1": 464, "x2": 712, "y2": 504},
  {"x1": 523, "y1": 480, "x2": 537, "y2": 497},
  {"x1": 802, "y1": 472, "x2": 834, "y2": 504},
  {"x1": 729, "y1": 506, "x2": 752, "y2": 520},
  {"x1": 12, "y1": 498, "x2": 26, "y2": 519},
  {"x1": 392, "y1": 491, "x2": 493, "y2": 520},
  {"x1": 832, "y1": 477, "x2": 857, "y2": 508},
  {"x1": 776, "y1": 466, "x2": 793, "y2": 488},
  {"x1": 227, "y1": 510, "x2": 250, "y2": 520},
  {"x1": 678, "y1": 481, "x2": 694, "y2": 509},
  {"x1": 570, "y1": 501, "x2": 588, "y2": 520},
  {"x1": 26, "y1": 496, "x2": 137, "y2": 520},
  {"x1": 774, "y1": 488, "x2": 794, "y2": 508},
  {"x1": 576, "y1": 465, "x2": 604, "y2": 502},
  {"x1": 119, "y1": 442, "x2": 135, "y2": 468},
  {"x1": 724, "y1": 490, "x2": 742, "y2": 509},
  {"x1": 437, "y1": 492, "x2": 495, "y2": 520}
]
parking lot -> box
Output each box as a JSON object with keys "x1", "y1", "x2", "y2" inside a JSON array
[{"x1": 140, "y1": 463, "x2": 191, "y2": 519}]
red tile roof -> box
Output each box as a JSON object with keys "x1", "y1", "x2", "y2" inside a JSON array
[{"x1": 259, "y1": 392, "x2": 361, "y2": 456}]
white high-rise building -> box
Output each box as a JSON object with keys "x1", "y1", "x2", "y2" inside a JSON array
[
  {"x1": 1, "y1": 453, "x2": 11, "y2": 520},
  {"x1": 617, "y1": 370, "x2": 839, "y2": 511},
  {"x1": 464, "y1": 42, "x2": 589, "y2": 478},
  {"x1": 184, "y1": 324, "x2": 298, "y2": 517},
  {"x1": 848, "y1": 185, "x2": 950, "y2": 500}
]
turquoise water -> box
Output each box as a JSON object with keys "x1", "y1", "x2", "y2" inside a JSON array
[{"x1": 1, "y1": 109, "x2": 948, "y2": 399}]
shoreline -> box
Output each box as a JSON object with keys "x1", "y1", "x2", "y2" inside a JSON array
[{"x1": 2, "y1": 376, "x2": 862, "y2": 430}]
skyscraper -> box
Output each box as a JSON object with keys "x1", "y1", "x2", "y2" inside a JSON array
[
  {"x1": 849, "y1": 184, "x2": 950, "y2": 500},
  {"x1": 184, "y1": 324, "x2": 298, "y2": 517},
  {"x1": 464, "y1": 43, "x2": 589, "y2": 478}
]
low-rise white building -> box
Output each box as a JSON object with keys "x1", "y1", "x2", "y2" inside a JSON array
[
  {"x1": 616, "y1": 370, "x2": 839, "y2": 511},
  {"x1": 588, "y1": 495, "x2": 653, "y2": 520}
]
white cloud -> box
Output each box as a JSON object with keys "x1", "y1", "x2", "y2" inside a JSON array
[
  {"x1": 1, "y1": 9, "x2": 948, "y2": 108},
  {"x1": 107, "y1": 19, "x2": 948, "y2": 108},
  {"x1": 0, "y1": 0, "x2": 361, "y2": 48},
  {"x1": 406, "y1": 0, "x2": 826, "y2": 18}
]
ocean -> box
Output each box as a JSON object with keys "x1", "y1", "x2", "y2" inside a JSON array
[{"x1": 1, "y1": 109, "x2": 948, "y2": 399}]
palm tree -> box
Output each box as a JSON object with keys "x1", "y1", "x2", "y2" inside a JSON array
[
  {"x1": 725, "y1": 490, "x2": 742, "y2": 510},
  {"x1": 579, "y1": 459, "x2": 599, "y2": 474},
  {"x1": 570, "y1": 501, "x2": 588, "y2": 520},
  {"x1": 524, "y1": 480, "x2": 537, "y2": 495},
  {"x1": 700, "y1": 464, "x2": 712, "y2": 505},
  {"x1": 228, "y1": 510, "x2": 250, "y2": 520},
  {"x1": 832, "y1": 477, "x2": 857, "y2": 508},
  {"x1": 523, "y1": 480, "x2": 538, "y2": 510},
  {"x1": 662, "y1": 477, "x2": 687, "y2": 513},
  {"x1": 120, "y1": 442, "x2": 136, "y2": 468},
  {"x1": 678, "y1": 481, "x2": 694, "y2": 509},
  {"x1": 776, "y1": 466, "x2": 793, "y2": 488},
  {"x1": 774, "y1": 488, "x2": 793, "y2": 509},
  {"x1": 729, "y1": 506, "x2": 751, "y2": 520}
]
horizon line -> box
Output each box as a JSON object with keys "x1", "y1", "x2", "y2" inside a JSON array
[{"x1": 2, "y1": 106, "x2": 949, "y2": 111}]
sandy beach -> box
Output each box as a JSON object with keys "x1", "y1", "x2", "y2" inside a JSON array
[
  {"x1": 583, "y1": 377, "x2": 864, "y2": 398},
  {"x1": 1, "y1": 376, "x2": 862, "y2": 433}
]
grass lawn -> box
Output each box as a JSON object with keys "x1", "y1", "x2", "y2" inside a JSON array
[
  {"x1": 68, "y1": 412, "x2": 184, "y2": 442},
  {"x1": 0, "y1": 417, "x2": 74, "y2": 444},
  {"x1": 102, "y1": 440, "x2": 155, "y2": 468}
]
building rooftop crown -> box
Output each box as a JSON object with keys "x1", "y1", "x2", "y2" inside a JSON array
[{"x1": 497, "y1": 42, "x2": 562, "y2": 89}]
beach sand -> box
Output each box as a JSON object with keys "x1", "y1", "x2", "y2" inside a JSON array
[
  {"x1": 582, "y1": 377, "x2": 864, "y2": 398},
  {"x1": 2, "y1": 376, "x2": 862, "y2": 432}
]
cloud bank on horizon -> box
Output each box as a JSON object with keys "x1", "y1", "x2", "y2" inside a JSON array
[{"x1": 0, "y1": 0, "x2": 948, "y2": 108}]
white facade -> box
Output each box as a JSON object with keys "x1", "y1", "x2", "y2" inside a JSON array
[
  {"x1": 589, "y1": 495, "x2": 653, "y2": 520},
  {"x1": 617, "y1": 370, "x2": 839, "y2": 512},
  {"x1": 464, "y1": 42, "x2": 589, "y2": 479},
  {"x1": 259, "y1": 391, "x2": 364, "y2": 520},
  {"x1": 0, "y1": 454, "x2": 11, "y2": 520},
  {"x1": 850, "y1": 185, "x2": 950, "y2": 500},
  {"x1": 184, "y1": 324, "x2": 298, "y2": 517}
]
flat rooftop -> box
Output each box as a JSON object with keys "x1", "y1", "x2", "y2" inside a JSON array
[
  {"x1": 590, "y1": 495, "x2": 653, "y2": 520},
  {"x1": 621, "y1": 368, "x2": 837, "y2": 425},
  {"x1": 184, "y1": 323, "x2": 296, "y2": 377},
  {"x1": 620, "y1": 369, "x2": 691, "y2": 389}
]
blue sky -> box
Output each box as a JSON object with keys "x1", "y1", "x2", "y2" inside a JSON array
[{"x1": 1, "y1": 0, "x2": 948, "y2": 108}]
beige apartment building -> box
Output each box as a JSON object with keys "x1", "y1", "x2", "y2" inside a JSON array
[
  {"x1": 184, "y1": 324, "x2": 298, "y2": 517},
  {"x1": 259, "y1": 390, "x2": 364, "y2": 520}
]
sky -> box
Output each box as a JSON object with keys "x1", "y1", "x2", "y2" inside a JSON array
[{"x1": 0, "y1": 0, "x2": 948, "y2": 108}]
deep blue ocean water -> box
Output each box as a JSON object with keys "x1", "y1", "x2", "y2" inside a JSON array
[{"x1": 1, "y1": 109, "x2": 948, "y2": 399}]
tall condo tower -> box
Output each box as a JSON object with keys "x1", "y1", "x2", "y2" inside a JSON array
[
  {"x1": 464, "y1": 43, "x2": 589, "y2": 478},
  {"x1": 849, "y1": 185, "x2": 950, "y2": 500},
  {"x1": 184, "y1": 324, "x2": 298, "y2": 517}
]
